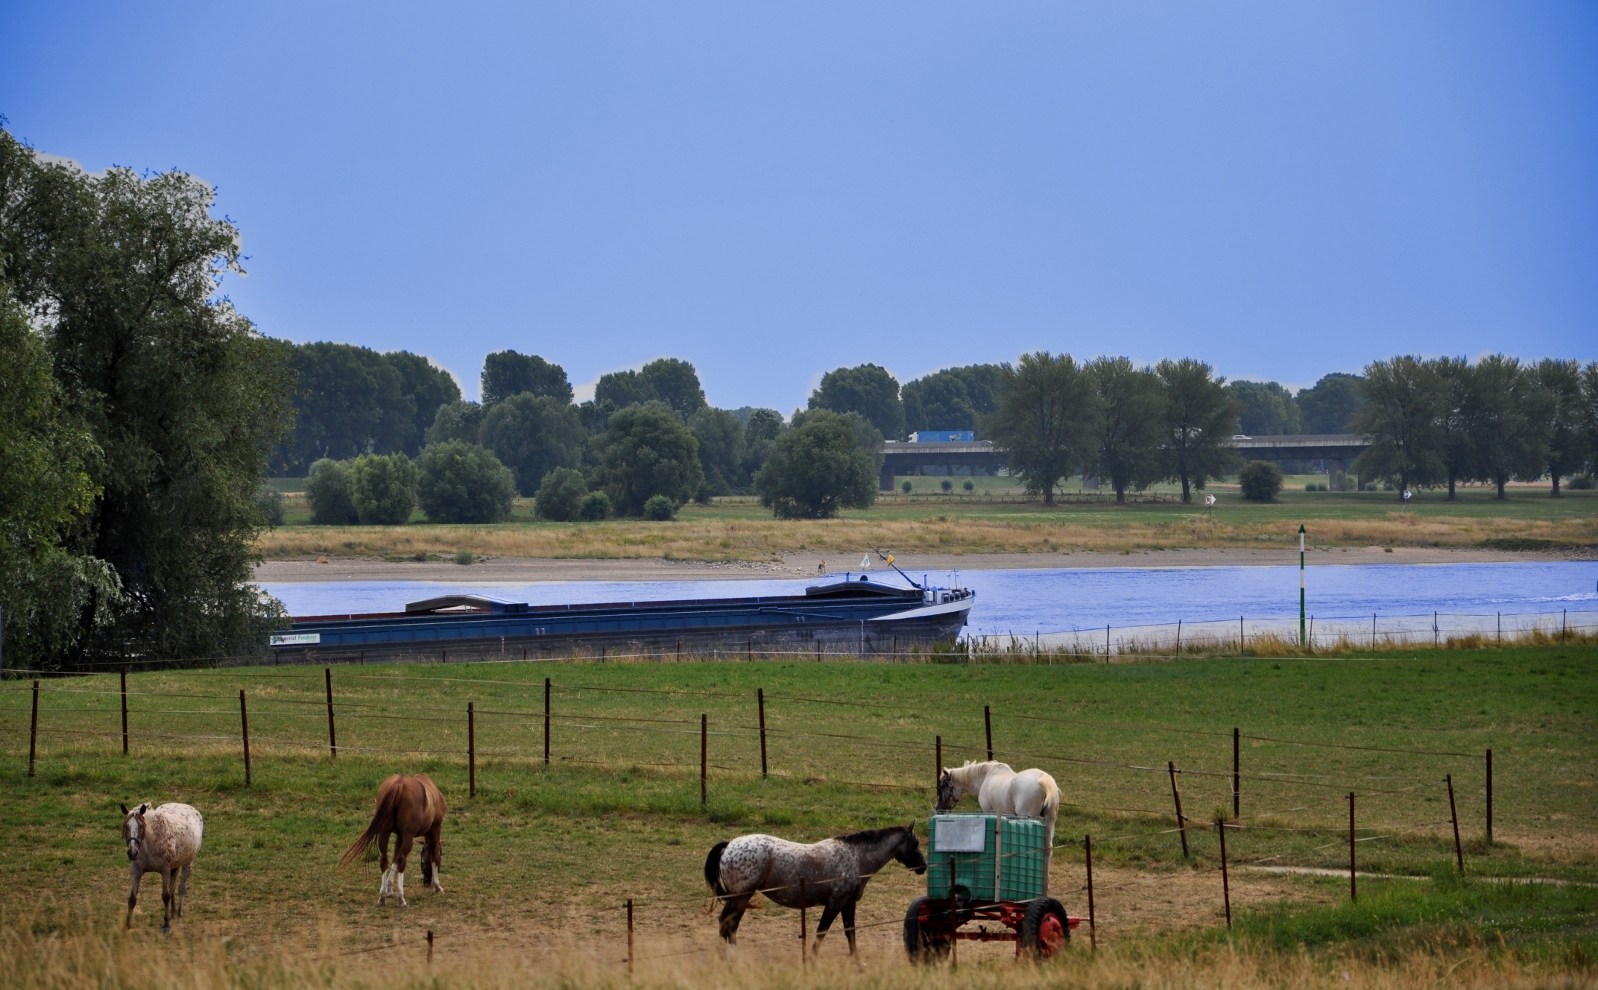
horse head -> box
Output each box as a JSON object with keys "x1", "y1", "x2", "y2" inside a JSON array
[
  {"x1": 935, "y1": 769, "x2": 959, "y2": 811},
  {"x1": 120, "y1": 803, "x2": 149, "y2": 862},
  {"x1": 896, "y1": 823, "x2": 928, "y2": 875}
]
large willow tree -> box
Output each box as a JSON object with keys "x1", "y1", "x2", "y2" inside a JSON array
[{"x1": 0, "y1": 128, "x2": 292, "y2": 667}]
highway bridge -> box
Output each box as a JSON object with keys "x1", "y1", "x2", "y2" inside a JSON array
[{"x1": 877, "y1": 434, "x2": 1368, "y2": 491}]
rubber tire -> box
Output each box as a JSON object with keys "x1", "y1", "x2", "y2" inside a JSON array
[
  {"x1": 1019, "y1": 897, "x2": 1069, "y2": 959},
  {"x1": 903, "y1": 897, "x2": 953, "y2": 963}
]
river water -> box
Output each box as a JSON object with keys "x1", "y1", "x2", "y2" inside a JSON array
[{"x1": 261, "y1": 560, "x2": 1598, "y2": 645}]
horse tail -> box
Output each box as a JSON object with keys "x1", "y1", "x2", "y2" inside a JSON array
[
  {"x1": 1040, "y1": 773, "x2": 1061, "y2": 826},
  {"x1": 339, "y1": 777, "x2": 402, "y2": 869},
  {"x1": 704, "y1": 841, "x2": 729, "y2": 898}
]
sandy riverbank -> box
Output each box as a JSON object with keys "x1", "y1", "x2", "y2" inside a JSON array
[{"x1": 253, "y1": 545, "x2": 1574, "y2": 584}]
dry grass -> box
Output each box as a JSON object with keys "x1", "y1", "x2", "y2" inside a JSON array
[
  {"x1": 4, "y1": 902, "x2": 1592, "y2": 990},
  {"x1": 253, "y1": 508, "x2": 1598, "y2": 562}
]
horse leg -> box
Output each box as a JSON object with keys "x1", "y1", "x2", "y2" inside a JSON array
[
  {"x1": 812, "y1": 902, "x2": 840, "y2": 955},
  {"x1": 177, "y1": 863, "x2": 191, "y2": 919},
  {"x1": 377, "y1": 831, "x2": 393, "y2": 905},
  {"x1": 160, "y1": 868, "x2": 175, "y2": 934},
  {"x1": 425, "y1": 822, "x2": 444, "y2": 893},
  {"x1": 394, "y1": 833, "x2": 415, "y2": 907},
  {"x1": 717, "y1": 895, "x2": 751, "y2": 943},
  {"x1": 126, "y1": 866, "x2": 143, "y2": 929},
  {"x1": 842, "y1": 901, "x2": 858, "y2": 956}
]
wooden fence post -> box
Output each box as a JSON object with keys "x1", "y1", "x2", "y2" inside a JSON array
[
  {"x1": 1447, "y1": 774, "x2": 1463, "y2": 871},
  {"x1": 1217, "y1": 818, "x2": 1231, "y2": 928},
  {"x1": 1485, "y1": 749, "x2": 1493, "y2": 844},
  {"x1": 984, "y1": 705, "x2": 993, "y2": 762},
  {"x1": 468, "y1": 702, "x2": 476, "y2": 798},
  {"x1": 700, "y1": 713, "x2": 707, "y2": 805},
  {"x1": 1232, "y1": 727, "x2": 1240, "y2": 819},
  {"x1": 1347, "y1": 792, "x2": 1355, "y2": 901},
  {"x1": 543, "y1": 677, "x2": 551, "y2": 765},
  {"x1": 426, "y1": 930, "x2": 433, "y2": 964},
  {"x1": 324, "y1": 667, "x2": 338, "y2": 759},
  {"x1": 626, "y1": 899, "x2": 634, "y2": 976},
  {"x1": 121, "y1": 668, "x2": 129, "y2": 756},
  {"x1": 1084, "y1": 834, "x2": 1096, "y2": 951},
  {"x1": 1168, "y1": 762, "x2": 1189, "y2": 857},
  {"x1": 935, "y1": 735, "x2": 942, "y2": 792},
  {"x1": 240, "y1": 689, "x2": 252, "y2": 787},
  {"x1": 27, "y1": 680, "x2": 39, "y2": 777},
  {"x1": 757, "y1": 688, "x2": 768, "y2": 778}
]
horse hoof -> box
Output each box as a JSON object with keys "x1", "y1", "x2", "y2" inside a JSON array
[{"x1": 162, "y1": 926, "x2": 171, "y2": 935}]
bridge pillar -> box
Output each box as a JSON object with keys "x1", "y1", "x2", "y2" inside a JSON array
[
  {"x1": 1326, "y1": 459, "x2": 1345, "y2": 491},
  {"x1": 880, "y1": 465, "x2": 896, "y2": 492}
]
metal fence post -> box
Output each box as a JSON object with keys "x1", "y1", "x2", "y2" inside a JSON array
[
  {"x1": 758, "y1": 688, "x2": 768, "y2": 778},
  {"x1": 1447, "y1": 774, "x2": 1463, "y2": 871}
]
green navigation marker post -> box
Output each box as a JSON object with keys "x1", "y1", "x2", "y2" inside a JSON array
[{"x1": 1299, "y1": 524, "x2": 1307, "y2": 647}]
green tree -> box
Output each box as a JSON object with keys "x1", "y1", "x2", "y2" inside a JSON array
[
  {"x1": 305, "y1": 459, "x2": 359, "y2": 525},
  {"x1": 1238, "y1": 461, "x2": 1284, "y2": 501},
  {"x1": 479, "y1": 393, "x2": 586, "y2": 496},
  {"x1": 591, "y1": 402, "x2": 704, "y2": 515},
  {"x1": 1585, "y1": 363, "x2": 1598, "y2": 478},
  {"x1": 903, "y1": 370, "x2": 977, "y2": 434},
  {"x1": 534, "y1": 467, "x2": 589, "y2": 522},
  {"x1": 1297, "y1": 373, "x2": 1367, "y2": 433},
  {"x1": 417, "y1": 442, "x2": 516, "y2": 523},
  {"x1": 1085, "y1": 356, "x2": 1163, "y2": 503},
  {"x1": 1351, "y1": 356, "x2": 1445, "y2": 499},
  {"x1": 1226, "y1": 380, "x2": 1301, "y2": 436},
  {"x1": 753, "y1": 410, "x2": 878, "y2": 519},
  {"x1": 1467, "y1": 355, "x2": 1551, "y2": 499},
  {"x1": 1430, "y1": 357, "x2": 1477, "y2": 501},
  {"x1": 688, "y1": 407, "x2": 747, "y2": 496},
  {"x1": 424, "y1": 400, "x2": 486, "y2": 446},
  {"x1": 0, "y1": 283, "x2": 120, "y2": 668},
  {"x1": 987, "y1": 353, "x2": 1099, "y2": 505},
  {"x1": 481, "y1": 351, "x2": 572, "y2": 406},
  {"x1": 277, "y1": 342, "x2": 411, "y2": 473},
  {"x1": 741, "y1": 408, "x2": 785, "y2": 478},
  {"x1": 639, "y1": 358, "x2": 707, "y2": 420},
  {"x1": 579, "y1": 491, "x2": 612, "y2": 520},
  {"x1": 595, "y1": 370, "x2": 656, "y2": 410},
  {"x1": 351, "y1": 453, "x2": 418, "y2": 525},
  {"x1": 809, "y1": 364, "x2": 905, "y2": 440},
  {"x1": 386, "y1": 351, "x2": 462, "y2": 451},
  {"x1": 1532, "y1": 359, "x2": 1590, "y2": 497},
  {"x1": 0, "y1": 128, "x2": 292, "y2": 663},
  {"x1": 1154, "y1": 359, "x2": 1241, "y2": 504},
  {"x1": 643, "y1": 494, "x2": 677, "y2": 520}
]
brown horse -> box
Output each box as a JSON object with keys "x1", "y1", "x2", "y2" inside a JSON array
[{"x1": 338, "y1": 774, "x2": 446, "y2": 906}]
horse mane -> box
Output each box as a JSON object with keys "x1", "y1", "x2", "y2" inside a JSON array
[{"x1": 834, "y1": 825, "x2": 909, "y2": 847}]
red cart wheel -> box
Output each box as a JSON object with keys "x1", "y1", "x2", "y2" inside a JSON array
[{"x1": 1019, "y1": 897, "x2": 1069, "y2": 958}]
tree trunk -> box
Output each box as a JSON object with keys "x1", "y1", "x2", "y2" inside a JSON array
[
  {"x1": 1447, "y1": 473, "x2": 1456, "y2": 501},
  {"x1": 1042, "y1": 481, "x2": 1055, "y2": 506},
  {"x1": 1180, "y1": 474, "x2": 1191, "y2": 504},
  {"x1": 1551, "y1": 475, "x2": 1561, "y2": 498},
  {"x1": 1115, "y1": 484, "x2": 1126, "y2": 504},
  {"x1": 1496, "y1": 473, "x2": 1508, "y2": 500}
]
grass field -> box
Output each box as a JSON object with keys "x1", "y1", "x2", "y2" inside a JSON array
[
  {"x1": 2, "y1": 643, "x2": 1594, "y2": 988},
  {"x1": 254, "y1": 483, "x2": 1598, "y2": 562}
]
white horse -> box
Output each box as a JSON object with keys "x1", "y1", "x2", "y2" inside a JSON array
[
  {"x1": 120, "y1": 802, "x2": 203, "y2": 933},
  {"x1": 936, "y1": 761, "x2": 1061, "y2": 886}
]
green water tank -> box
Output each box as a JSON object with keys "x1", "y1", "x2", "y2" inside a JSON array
[{"x1": 926, "y1": 813, "x2": 1047, "y2": 902}]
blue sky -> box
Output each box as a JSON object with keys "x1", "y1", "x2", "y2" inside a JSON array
[{"x1": 4, "y1": 2, "x2": 1595, "y2": 408}]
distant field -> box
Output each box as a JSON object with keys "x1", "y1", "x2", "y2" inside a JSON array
[
  {"x1": 4, "y1": 644, "x2": 1594, "y2": 988},
  {"x1": 253, "y1": 483, "x2": 1598, "y2": 561}
]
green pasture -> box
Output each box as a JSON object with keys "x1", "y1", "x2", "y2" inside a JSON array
[{"x1": 2, "y1": 644, "x2": 1593, "y2": 953}]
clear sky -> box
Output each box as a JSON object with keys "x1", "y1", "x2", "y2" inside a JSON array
[{"x1": 4, "y1": 2, "x2": 1595, "y2": 408}]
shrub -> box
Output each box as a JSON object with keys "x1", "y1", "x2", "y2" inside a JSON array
[
  {"x1": 643, "y1": 494, "x2": 676, "y2": 520},
  {"x1": 901, "y1": 480, "x2": 913, "y2": 494},
  {"x1": 351, "y1": 453, "x2": 418, "y2": 525},
  {"x1": 940, "y1": 479, "x2": 954, "y2": 492},
  {"x1": 417, "y1": 442, "x2": 516, "y2": 523},
  {"x1": 579, "y1": 491, "x2": 611, "y2": 521},
  {"x1": 753, "y1": 410, "x2": 879, "y2": 519},
  {"x1": 253, "y1": 486, "x2": 285, "y2": 526},
  {"x1": 1570, "y1": 475, "x2": 1595, "y2": 490},
  {"x1": 963, "y1": 479, "x2": 975, "y2": 492},
  {"x1": 454, "y1": 549, "x2": 475, "y2": 565},
  {"x1": 306, "y1": 459, "x2": 358, "y2": 525},
  {"x1": 1238, "y1": 460, "x2": 1284, "y2": 502},
  {"x1": 535, "y1": 467, "x2": 589, "y2": 522}
]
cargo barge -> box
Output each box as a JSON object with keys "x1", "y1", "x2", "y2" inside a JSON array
[{"x1": 268, "y1": 573, "x2": 974, "y2": 665}]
